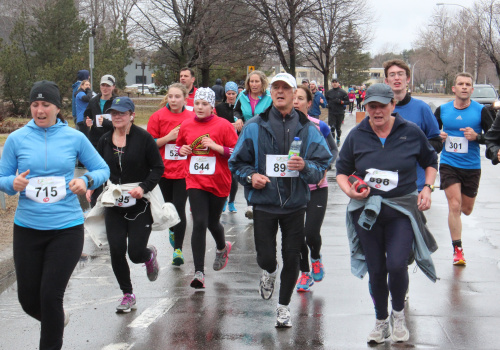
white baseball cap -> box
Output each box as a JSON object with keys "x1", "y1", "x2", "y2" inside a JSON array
[
  {"x1": 270, "y1": 73, "x2": 297, "y2": 89},
  {"x1": 100, "y1": 74, "x2": 116, "y2": 86}
]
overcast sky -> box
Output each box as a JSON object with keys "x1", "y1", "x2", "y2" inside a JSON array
[{"x1": 369, "y1": 0, "x2": 476, "y2": 55}]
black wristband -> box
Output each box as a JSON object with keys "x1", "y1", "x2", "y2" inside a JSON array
[{"x1": 423, "y1": 184, "x2": 434, "y2": 192}]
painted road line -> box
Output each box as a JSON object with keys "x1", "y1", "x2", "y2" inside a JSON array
[
  {"x1": 127, "y1": 297, "x2": 178, "y2": 329},
  {"x1": 102, "y1": 343, "x2": 135, "y2": 350}
]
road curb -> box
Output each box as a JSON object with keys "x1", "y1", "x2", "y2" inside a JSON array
[{"x1": 0, "y1": 244, "x2": 14, "y2": 291}]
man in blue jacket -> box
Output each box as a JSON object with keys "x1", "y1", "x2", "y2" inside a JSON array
[
  {"x1": 308, "y1": 80, "x2": 327, "y2": 118},
  {"x1": 383, "y1": 59, "x2": 443, "y2": 192},
  {"x1": 229, "y1": 73, "x2": 332, "y2": 329}
]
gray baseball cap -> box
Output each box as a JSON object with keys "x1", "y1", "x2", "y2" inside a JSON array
[{"x1": 362, "y1": 83, "x2": 394, "y2": 105}]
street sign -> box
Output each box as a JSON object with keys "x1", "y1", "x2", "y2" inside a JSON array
[{"x1": 247, "y1": 66, "x2": 255, "y2": 74}]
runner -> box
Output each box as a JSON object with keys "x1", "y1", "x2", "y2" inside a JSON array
[
  {"x1": 92, "y1": 97, "x2": 165, "y2": 312},
  {"x1": 147, "y1": 83, "x2": 195, "y2": 266},
  {"x1": 179, "y1": 67, "x2": 197, "y2": 111},
  {"x1": 84, "y1": 74, "x2": 116, "y2": 148},
  {"x1": 434, "y1": 72, "x2": 493, "y2": 265},
  {"x1": 229, "y1": 73, "x2": 332, "y2": 328},
  {"x1": 215, "y1": 81, "x2": 244, "y2": 213},
  {"x1": 336, "y1": 83, "x2": 438, "y2": 344},
  {"x1": 176, "y1": 88, "x2": 238, "y2": 288},
  {"x1": 292, "y1": 86, "x2": 338, "y2": 292},
  {"x1": 0, "y1": 81, "x2": 109, "y2": 350},
  {"x1": 84, "y1": 74, "x2": 116, "y2": 207}
]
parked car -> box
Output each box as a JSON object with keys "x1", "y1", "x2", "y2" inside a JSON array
[
  {"x1": 471, "y1": 84, "x2": 500, "y2": 118},
  {"x1": 125, "y1": 84, "x2": 155, "y2": 93}
]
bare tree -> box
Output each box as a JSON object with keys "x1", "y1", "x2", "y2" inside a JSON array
[
  {"x1": 298, "y1": 0, "x2": 369, "y2": 89},
  {"x1": 131, "y1": 0, "x2": 266, "y2": 86},
  {"x1": 474, "y1": 0, "x2": 500, "y2": 87},
  {"x1": 238, "y1": 0, "x2": 318, "y2": 77},
  {"x1": 414, "y1": 8, "x2": 462, "y2": 93},
  {"x1": 79, "y1": 0, "x2": 137, "y2": 38}
]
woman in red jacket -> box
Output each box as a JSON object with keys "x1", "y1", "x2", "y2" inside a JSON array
[
  {"x1": 177, "y1": 88, "x2": 238, "y2": 289},
  {"x1": 147, "y1": 83, "x2": 195, "y2": 266}
]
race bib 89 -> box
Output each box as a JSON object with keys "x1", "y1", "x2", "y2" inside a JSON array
[{"x1": 265, "y1": 155, "x2": 299, "y2": 177}]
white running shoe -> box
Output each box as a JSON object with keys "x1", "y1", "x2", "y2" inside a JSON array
[
  {"x1": 259, "y1": 266, "x2": 277, "y2": 300},
  {"x1": 390, "y1": 310, "x2": 410, "y2": 342},
  {"x1": 367, "y1": 317, "x2": 390, "y2": 343},
  {"x1": 275, "y1": 304, "x2": 292, "y2": 328},
  {"x1": 245, "y1": 206, "x2": 253, "y2": 219}
]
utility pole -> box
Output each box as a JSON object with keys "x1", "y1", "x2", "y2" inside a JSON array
[{"x1": 135, "y1": 62, "x2": 149, "y2": 94}]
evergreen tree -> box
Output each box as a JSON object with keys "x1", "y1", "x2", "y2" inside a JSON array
[
  {"x1": 0, "y1": 0, "x2": 132, "y2": 115},
  {"x1": 336, "y1": 21, "x2": 371, "y2": 86}
]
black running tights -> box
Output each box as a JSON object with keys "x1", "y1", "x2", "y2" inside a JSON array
[
  {"x1": 13, "y1": 224, "x2": 84, "y2": 350},
  {"x1": 188, "y1": 189, "x2": 227, "y2": 273}
]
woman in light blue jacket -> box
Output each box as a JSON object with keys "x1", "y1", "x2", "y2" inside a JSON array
[{"x1": 0, "y1": 81, "x2": 109, "y2": 350}]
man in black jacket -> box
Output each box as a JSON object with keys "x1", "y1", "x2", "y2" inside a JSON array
[
  {"x1": 325, "y1": 78, "x2": 349, "y2": 146},
  {"x1": 84, "y1": 74, "x2": 116, "y2": 148}
]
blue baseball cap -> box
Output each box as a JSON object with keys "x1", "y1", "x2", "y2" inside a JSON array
[{"x1": 106, "y1": 96, "x2": 135, "y2": 113}]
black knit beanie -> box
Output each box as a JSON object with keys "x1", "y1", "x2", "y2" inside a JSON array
[{"x1": 29, "y1": 80, "x2": 62, "y2": 108}]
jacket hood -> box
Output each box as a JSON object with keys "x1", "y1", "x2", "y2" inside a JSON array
[
  {"x1": 77, "y1": 69, "x2": 90, "y2": 81},
  {"x1": 215, "y1": 78, "x2": 222, "y2": 85}
]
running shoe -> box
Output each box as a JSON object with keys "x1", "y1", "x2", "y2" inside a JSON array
[
  {"x1": 228, "y1": 202, "x2": 237, "y2": 213},
  {"x1": 390, "y1": 310, "x2": 410, "y2": 342},
  {"x1": 275, "y1": 305, "x2": 292, "y2": 328},
  {"x1": 64, "y1": 310, "x2": 70, "y2": 327},
  {"x1": 367, "y1": 317, "x2": 390, "y2": 343},
  {"x1": 222, "y1": 200, "x2": 228, "y2": 212},
  {"x1": 172, "y1": 248, "x2": 184, "y2": 266},
  {"x1": 245, "y1": 206, "x2": 253, "y2": 219},
  {"x1": 144, "y1": 245, "x2": 159, "y2": 281},
  {"x1": 213, "y1": 241, "x2": 232, "y2": 271},
  {"x1": 310, "y1": 256, "x2": 325, "y2": 282},
  {"x1": 296, "y1": 272, "x2": 314, "y2": 292},
  {"x1": 259, "y1": 265, "x2": 278, "y2": 300},
  {"x1": 116, "y1": 293, "x2": 137, "y2": 313},
  {"x1": 453, "y1": 246, "x2": 466, "y2": 265},
  {"x1": 169, "y1": 230, "x2": 175, "y2": 248},
  {"x1": 190, "y1": 271, "x2": 205, "y2": 289}
]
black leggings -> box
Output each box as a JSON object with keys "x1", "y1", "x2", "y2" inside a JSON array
[
  {"x1": 105, "y1": 204, "x2": 153, "y2": 294},
  {"x1": 348, "y1": 101, "x2": 354, "y2": 113},
  {"x1": 159, "y1": 177, "x2": 187, "y2": 250},
  {"x1": 328, "y1": 113, "x2": 345, "y2": 140},
  {"x1": 188, "y1": 189, "x2": 227, "y2": 273},
  {"x1": 352, "y1": 205, "x2": 414, "y2": 320},
  {"x1": 300, "y1": 187, "x2": 328, "y2": 272},
  {"x1": 253, "y1": 209, "x2": 305, "y2": 305},
  {"x1": 228, "y1": 174, "x2": 239, "y2": 203},
  {"x1": 13, "y1": 224, "x2": 84, "y2": 350}
]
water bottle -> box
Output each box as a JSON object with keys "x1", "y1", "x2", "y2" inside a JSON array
[{"x1": 288, "y1": 137, "x2": 302, "y2": 159}]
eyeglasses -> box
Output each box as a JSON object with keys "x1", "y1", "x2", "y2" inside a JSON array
[{"x1": 388, "y1": 72, "x2": 406, "y2": 78}]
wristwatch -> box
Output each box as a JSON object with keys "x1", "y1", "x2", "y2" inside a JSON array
[
  {"x1": 246, "y1": 173, "x2": 255, "y2": 184},
  {"x1": 84, "y1": 174, "x2": 94, "y2": 188},
  {"x1": 423, "y1": 184, "x2": 434, "y2": 192}
]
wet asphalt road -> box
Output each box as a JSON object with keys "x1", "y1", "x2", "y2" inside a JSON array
[{"x1": 1, "y1": 97, "x2": 500, "y2": 349}]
